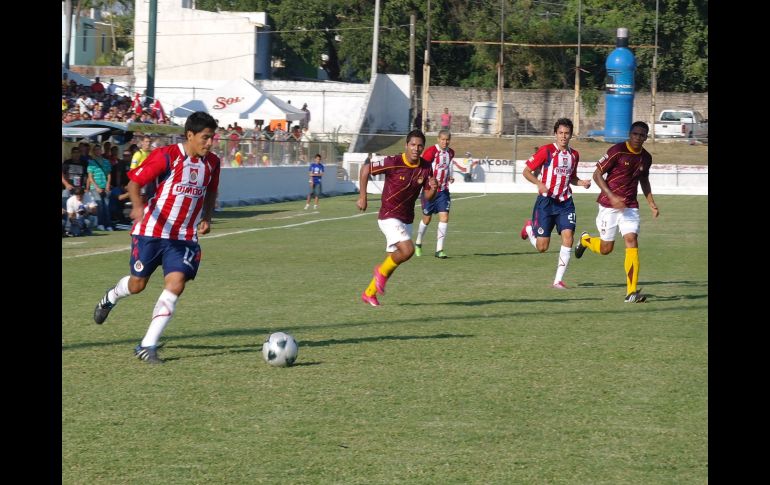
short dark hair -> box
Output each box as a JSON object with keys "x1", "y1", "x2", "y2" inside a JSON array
[
  {"x1": 406, "y1": 129, "x2": 426, "y2": 145},
  {"x1": 185, "y1": 111, "x2": 218, "y2": 134},
  {"x1": 630, "y1": 121, "x2": 649, "y2": 134},
  {"x1": 553, "y1": 118, "x2": 573, "y2": 134}
]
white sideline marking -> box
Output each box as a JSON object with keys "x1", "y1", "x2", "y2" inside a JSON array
[{"x1": 62, "y1": 195, "x2": 486, "y2": 259}]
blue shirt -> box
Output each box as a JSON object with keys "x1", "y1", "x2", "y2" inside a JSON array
[{"x1": 309, "y1": 162, "x2": 325, "y2": 184}]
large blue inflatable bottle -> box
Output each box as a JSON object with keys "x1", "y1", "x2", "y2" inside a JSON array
[{"x1": 603, "y1": 27, "x2": 636, "y2": 142}]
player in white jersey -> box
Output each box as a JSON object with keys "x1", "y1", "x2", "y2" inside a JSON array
[
  {"x1": 92, "y1": 112, "x2": 220, "y2": 364},
  {"x1": 520, "y1": 118, "x2": 591, "y2": 288},
  {"x1": 414, "y1": 130, "x2": 455, "y2": 259}
]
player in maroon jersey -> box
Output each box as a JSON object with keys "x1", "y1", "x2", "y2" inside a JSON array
[
  {"x1": 357, "y1": 130, "x2": 438, "y2": 306},
  {"x1": 92, "y1": 112, "x2": 221, "y2": 363},
  {"x1": 574, "y1": 121, "x2": 660, "y2": 303}
]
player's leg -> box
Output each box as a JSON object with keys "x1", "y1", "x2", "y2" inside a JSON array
[
  {"x1": 415, "y1": 195, "x2": 433, "y2": 257},
  {"x1": 136, "y1": 240, "x2": 201, "y2": 362},
  {"x1": 576, "y1": 206, "x2": 616, "y2": 257},
  {"x1": 304, "y1": 185, "x2": 312, "y2": 209},
  {"x1": 619, "y1": 209, "x2": 645, "y2": 302},
  {"x1": 434, "y1": 193, "x2": 451, "y2": 258},
  {"x1": 363, "y1": 220, "x2": 412, "y2": 304},
  {"x1": 313, "y1": 183, "x2": 321, "y2": 209},
  {"x1": 94, "y1": 235, "x2": 158, "y2": 324},
  {"x1": 552, "y1": 201, "x2": 577, "y2": 287}
]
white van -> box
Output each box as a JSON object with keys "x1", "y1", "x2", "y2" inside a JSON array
[{"x1": 468, "y1": 102, "x2": 518, "y2": 134}]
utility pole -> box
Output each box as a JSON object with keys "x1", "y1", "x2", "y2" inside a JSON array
[
  {"x1": 650, "y1": 0, "x2": 659, "y2": 143},
  {"x1": 495, "y1": 0, "x2": 504, "y2": 137},
  {"x1": 421, "y1": 0, "x2": 431, "y2": 133},
  {"x1": 409, "y1": 13, "x2": 416, "y2": 130},
  {"x1": 146, "y1": 0, "x2": 157, "y2": 102},
  {"x1": 64, "y1": 0, "x2": 72, "y2": 69},
  {"x1": 573, "y1": 0, "x2": 582, "y2": 135},
  {"x1": 371, "y1": 0, "x2": 381, "y2": 82}
]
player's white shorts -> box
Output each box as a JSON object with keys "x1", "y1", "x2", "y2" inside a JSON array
[
  {"x1": 596, "y1": 205, "x2": 640, "y2": 241},
  {"x1": 378, "y1": 218, "x2": 413, "y2": 252}
]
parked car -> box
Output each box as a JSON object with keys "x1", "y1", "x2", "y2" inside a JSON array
[
  {"x1": 468, "y1": 102, "x2": 518, "y2": 135},
  {"x1": 653, "y1": 109, "x2": 708, "y2": 140}
]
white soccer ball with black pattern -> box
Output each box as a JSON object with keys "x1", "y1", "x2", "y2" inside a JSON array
[{"x1": 262, "y1": 332, "x2": 299, "y2": 367}]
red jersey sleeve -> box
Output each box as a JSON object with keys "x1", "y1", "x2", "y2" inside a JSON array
[
  {"x1": 127, "y1": 147, "x2": 172, "y2": 186},
  {"x1": 525, "y1": 145, "x2": 550, "y2": 171}
]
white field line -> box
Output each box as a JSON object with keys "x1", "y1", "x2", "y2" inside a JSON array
[{"x1": 62, "y1": 194, "x2": 487, "y2": 260}]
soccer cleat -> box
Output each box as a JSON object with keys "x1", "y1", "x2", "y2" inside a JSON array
[
  {"x1": 93, "y1": 289, "x2": 115, "y2": 324},
  {"x1": 552, "y1": 281, "x2": 568, "y2": 289},
  {"x1": 373, "y1": 265, "x2": 388, "y2": 294},
  {"x1": 313, "y1": 204, "x2": 318, "y2": 210},
  {"x1": 624, "y1": 289, "x2": 648, "y2": 303},
  {"x1": 435, "y1": 250, "x2": 448, "y2": 259},
  {"x1": 574, "y1": 231, "x2": 589, "y2": 259},
  {"x1": 361, "y1": 292, "x2": 380, "y2": 307},
  {"x1": 134, "y1": 344, "x2": 164, "y2": 364},
  {"x1": 304, "y1": 204, "x2": 309, "y2": 210},
  {"x1": 415, "y1": 244, "x2": 422, "y2": 257},
  {"x1": 520, "y1": 219, "x2": 532, "y2": 240}
]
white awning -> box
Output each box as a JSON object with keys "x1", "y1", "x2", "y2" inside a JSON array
[{"x1": 61, "y1": 127, "x2": 112, "y2": 138}]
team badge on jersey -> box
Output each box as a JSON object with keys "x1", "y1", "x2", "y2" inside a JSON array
[{"x1": 190, "y1": 168, "x2": 199, "y2": 183}]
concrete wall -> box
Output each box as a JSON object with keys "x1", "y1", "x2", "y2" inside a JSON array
[
  {"x1": 218, "y1": 164, "x2": 347, "y2": 206},
  {"x1": 421, "y1": 87, "x2": 708, "y2": 136},
  {"x1": 341, "y1": 154, "x2": 707, "y2": 196}
]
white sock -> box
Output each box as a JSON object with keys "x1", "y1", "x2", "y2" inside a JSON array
[
  {"x1": 525, "y1": 225, "x2": 537, "y2": 248},
  {"x1": 436, "y1": 222, "x2": 448, "y2": 251},
  {"x1": 108, "y1": 276, "x2": 132, "y2": 304},
  {"x1": 416, "y1": 221, "x2": 428, "y2": 245},
  {"x1": 141, "y1": 289, "x2": 178, "y2": 348},
  {"x1": 554, "y1": 246, "x2": 572, "y2": 284}
]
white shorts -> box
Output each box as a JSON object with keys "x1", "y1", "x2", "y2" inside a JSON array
[
  {"x1": 596, "y1": 205, "x2": 640, "y2": 241},
  {"x1": 378, "y1": 218, "x2": 413, "y2": 252}
]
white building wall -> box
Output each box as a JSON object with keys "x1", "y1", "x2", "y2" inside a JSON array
[{"x1": 133, "y1": 0, "x2": 264, "y2": 83}]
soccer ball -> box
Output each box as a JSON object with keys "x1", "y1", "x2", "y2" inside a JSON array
[{"x1": 262, "y1": 332, "x2": 299, "y2": 367}]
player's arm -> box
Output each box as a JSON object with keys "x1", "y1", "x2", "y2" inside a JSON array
[
  {"x1": 522, "y1": 166, "x2": 549, "y2": 195},
  {"x1": 356, "y1": 161, "x2": 371, "y2": 212},
  {"x1": 198, "y1": 187, "x2": 217, "y2": 235},
  {"x1": 422, "y1": 175, "x2": 439, "y2": 201},
  {"x1": 639, "y1": 173, "x2": 659, "y2": 218},
  {"x1": 126, "y1": 180, "x2": 144, "y2": 222},
  {"x1": 592, "y1": 166, "x2": 625, "y2": 209},
  {"x1": 522, "y1": 149, "x2": 549, "y2": 195}
]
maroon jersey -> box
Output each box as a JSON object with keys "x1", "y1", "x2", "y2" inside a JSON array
[
  {"x1": 129, "y1": 143, "x2": 221, "y2": 241},
  {"x1": 371, "y1": 153, "x2": 433, "y2": 223},
  {"x1": 595, "y1": 141, "x2": 652, "y2": 209},
  {"x1": 525, "y1": 143, "x2": 580, "y2": 202}
]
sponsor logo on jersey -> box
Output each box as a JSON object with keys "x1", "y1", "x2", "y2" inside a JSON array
[{"x1": 173, "y1": 183, "x2": 204, "y2": 197}]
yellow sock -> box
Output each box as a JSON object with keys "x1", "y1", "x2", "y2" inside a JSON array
[
  {"x1": 582, "y1": 233, "x2": 602, "y2": 254},
  {"x1": 365, "y1": 279, "x2": 378, "y2": 297},
  {"x1": 624, "y1": 247, "x2": 640, "y2": 294},
  {"x1": 379, "y1": 255, "x2": 398, "y2": 277}
]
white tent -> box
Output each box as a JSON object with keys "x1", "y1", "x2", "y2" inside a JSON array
[{"x1": 170, "y1": 78, "x2": 306, "y2": 127}]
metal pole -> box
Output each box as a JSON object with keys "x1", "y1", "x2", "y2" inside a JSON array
[
  {"x1": 371, "y1": 0, "x2": 381, "y2": 81},
  {"x1": 146, "y1": 0, "x2": 157, "y2": 101},
  {"x1": 650, "y1": 0, "x2": 659, "y2": 143},
  {"x1": 512, "y1": 123, "x2": 518, "y2": 182},
  {"x1": 409, "y1": 13, "x2": 416, "y2": 129},
  {"x1": 64, "y1": 0, "x2": 72, "y2": 69},
  {"x1": 573, "y1": 0, "x2": 582, "y2": 135},
  {"x1": 421, "y1": 0, "x2": 431, "y2": 133},
  {"x1": 496, "y1": 0, "x2": 504, "y2": 137}
]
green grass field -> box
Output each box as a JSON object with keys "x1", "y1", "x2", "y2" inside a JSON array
[{"x1": 62, "y1": 193, "x2": 707, "y2": 484}]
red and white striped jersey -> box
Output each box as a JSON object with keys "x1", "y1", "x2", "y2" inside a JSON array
[
  {"x1": 422, "y1": 144, "x2": 455, "y2": 192},
  {"x1": 525, "y1": 143, "x2": 580, "y2": 202},
  {"x1": 128, "y1": 143, "x2": 220, "y2": 242}
]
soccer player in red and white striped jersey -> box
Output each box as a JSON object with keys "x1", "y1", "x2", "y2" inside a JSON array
[
  {"x1": 414, "y1": 130, "x2": 456, "y2": 259},
  {"x1": 520, "y1": 118, "x2": 592, "y2": 289},
  {"x1": 92, "y1": 112, "x2": 221, "y2": 363}
]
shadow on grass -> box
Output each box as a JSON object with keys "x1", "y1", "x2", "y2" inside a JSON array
[
  {"x1": 471, "y1": 252, "x2": 539, "y2": 257},
  {"x1": 402, "y1": 297, "x2": 603, "y2": 306},
  {"x1": 153, "y1": 333, "x2": 471, "y2": 363},
  {"x1": 63, "y1": 303, "x2": 707, "y2": 352},
  {"x1": 213, "y1": 209, "x2": 290, "y2": 219},
  {"x1": 578, "y1": 280, "x2": 708, "y2": 289}
]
